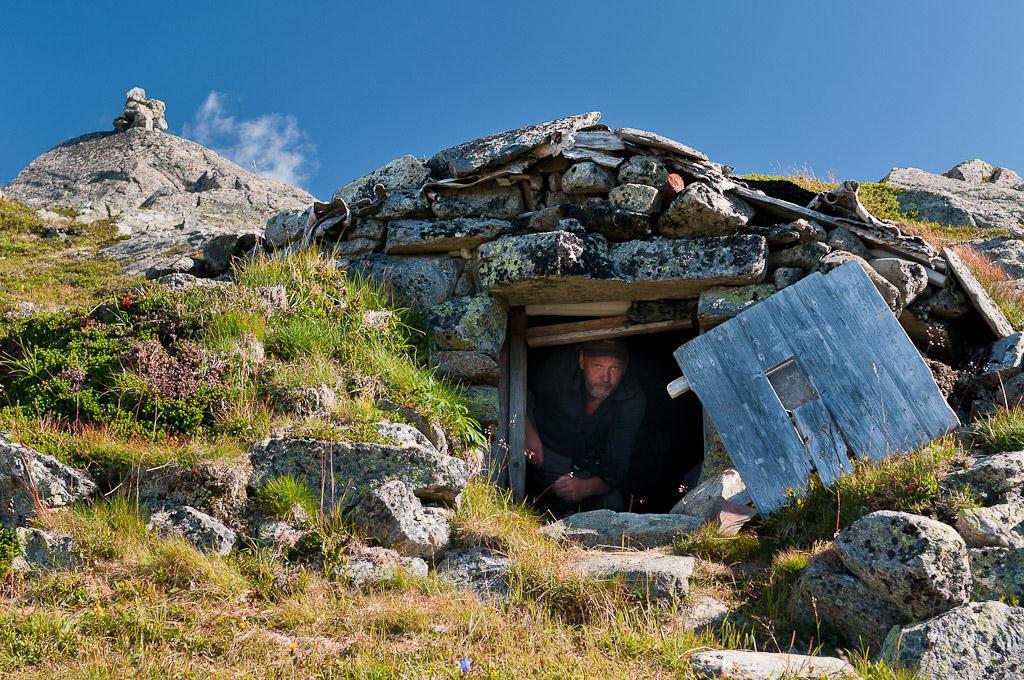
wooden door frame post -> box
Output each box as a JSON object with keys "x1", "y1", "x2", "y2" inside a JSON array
[{"x1": 507, "y1": 306, "x2": 528, "y2": 499}]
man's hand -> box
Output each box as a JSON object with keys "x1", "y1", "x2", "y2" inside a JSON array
[{"x1": 551, "y1": 474, "x2": 609, "y2": 504}]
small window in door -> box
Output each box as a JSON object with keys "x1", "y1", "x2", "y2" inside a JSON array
[{"x1": 765, "y1": 358, "x2": 818, "y2": 412}]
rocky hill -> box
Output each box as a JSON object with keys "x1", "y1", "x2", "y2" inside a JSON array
[{"x1": 4, "y1": 88, "x2": 312, "y2": 279}]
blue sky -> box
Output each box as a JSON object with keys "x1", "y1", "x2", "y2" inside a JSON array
[{"x1": 3, "y1": 1, "x2": 1023, "y2": 200}]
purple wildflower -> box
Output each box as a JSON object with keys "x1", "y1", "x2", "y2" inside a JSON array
[{"x1": 458, "y1": 656, "x2": 472, "y2": 673}]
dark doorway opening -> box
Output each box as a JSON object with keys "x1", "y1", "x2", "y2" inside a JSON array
[{"x1": 521, "y1": 321, "x2": 703, "y2": 514}]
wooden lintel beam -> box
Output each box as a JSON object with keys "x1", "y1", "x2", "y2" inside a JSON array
[
  {"x1": 526, "y1": 319, "x2": 694, "y2": 348},
  {"x1": 526, "y1": 315, "x2": 629, "y2": 339}
]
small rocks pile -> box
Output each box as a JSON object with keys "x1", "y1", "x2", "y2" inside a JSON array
[{"x1": 787, "y1": 451, "x2": 1024, "y2": 678}]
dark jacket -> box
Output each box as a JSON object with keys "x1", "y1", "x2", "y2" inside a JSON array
[{"x1": 527, "y1": 345, "x2": 646, "y2": 489}]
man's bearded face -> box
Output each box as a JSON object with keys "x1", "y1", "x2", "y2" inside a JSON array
[{"x1": 579, "y1": 353, "x2": 626, "y2": 400}]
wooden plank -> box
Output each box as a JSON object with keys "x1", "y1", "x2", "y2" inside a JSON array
[
  {"x1": 573, "y1": 130, "x2": 626, "y2": 152},
  {"x1": 507, "y1": 307, "x2": 528, "y2": 500},
  {"x1": 790, "y1": 398, "x2": 855, "y2": 483},
  {"x1": 667, "y1": 375, "x2": 691, "y2": 398},
  {"x1": 729, "y1": 185, "x2": 944, "y2": 271},
  {"x1": 675, "y1": 321, "x2": 816, "y2": 512},
  {"x1": 527, "y1": 316, "x2": 629, "y2": 339},
  {"x1": 527, "y1": 318, "x2": 693, "y2": 348},
  {"x1": 488, "y1": 336, "x2": 511, "y2": 488},
  {"x1": 526, "y1": 301, "x2": 632, "y2": 317},
  {"x1": 943, "y1": 247, "x2": 1015, "y2": 338}
]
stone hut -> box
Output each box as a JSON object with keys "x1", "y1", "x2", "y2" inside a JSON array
[{"x1": 265, "y1": 112, "x2": 991, "y2": 509}]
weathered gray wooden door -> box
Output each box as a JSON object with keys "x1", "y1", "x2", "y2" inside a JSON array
[{"x1": 673, "y1": 261, "x2": 960, "y2": 512}]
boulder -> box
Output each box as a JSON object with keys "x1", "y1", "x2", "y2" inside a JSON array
[
  {"x1": 265, "y1": 206, "x2": 312, "y2": 250},
  {"x1": 689, "y1": 651, "x2": 859, "y2": 680},
  {"x1": 659, "y1": 182, "x2": 756, "y2": 237},
  {"x1": 430, "y1": 350, "x2": 500, "y2": 385},
  {"x1": 789, "y1": 555, "x2": 908, "y2": 653},
  {"x1": 430, "y1": 182, "x2": 525, "y2": 220},
  {"x1": 608, "y1": 183, "x2": 661, "y2": 214},
  {"x1": 428, "y1": 112, "x2": 602, "y2": 178},
  {"x1": 674, "y1": 595, "x2": 731, "y2": 632},
  {"x1": 0, "y1": 437, "x2": 97, "y2": 529},
  {"x1": 332, "y1": 155, "x2": 430, "y2": 204},
  {"x1": 343, "y1": 543, "x2": 429, "y2": 589},
  {"x1": 670, "y1": 469, "x2": 752, "y2": 520},
  {"x1": 384, "y1": 218, "x2": 515, "y2": 254},
  {"x1": 561, "y1": 161, "x2": 615, "y2": 194},
  {"x1": 773, "y1": 267, "x2": 804, "y2": 289},
  {"x1": 616, "y1": 155, "x2": 669, "y2": 188},
  {"x1": 971, "y1": 236, "x2": 1024, "y2": 282},
  {"x1": 941, "y1": 451, "x2": 1024, "y2": 504},
  {"x1": 541, "y1": 510, "x2": 702, "y2": 550},
  {"x1": 977, "y1": 332, "x2": 1024, "y2": 388},
  {"x1": 375, "y1": 189, "x2": 432, "y2": 220},
  {"x1": 696, "y1": 284, "x2": 775, "y2": 330},
  {"x1": 136, "y1": 458, "x2": 251, "y2": 524},
  {"x1": 880, "y1": 601, "x2": 1024, "y2": 680},
  {"x1": 345, "y1": 255, "x2": 460, "y2": 313},
  {"x1": 945, "y1": 159, "x2": 996, "y2": 183},
  {"x1": 970, "y1": 547, "x2": 1024, "y2": 600},
  {"x1": 478, "y1": 230, "x2": 767, "y2": 304},
  {"x1": 437, "y1": 546, "x2": 511, "y2": 597},
  {"x1": 767, "y1": 241, "x2": 831, "y2": 272},
  {"x1": 825, "y1": 226, "x2": 868, "y2": 258},
  {"x1": 347, "y1": 479, "x2": 452, "y2": 559},
  {"x1": 462, "y1": 386, "x2": 500, "y2": 425},
  {"x1": 615, "y1": 128, "x2": 708, "y2": 162},
  {"x1": 10, "y1": 528, "x2": 80, "y2": 572},
  {"x1": 956, "y1": 502, "x2": 1024, "y2": 548},
  {"x1": 923, "y1": 285, "x2": 971, "y2": 320},
  {"x1": 147, "y1": 505, "x2": 238, "y2": 555},
  {"x1": 819, "y1": 251, "x2": 902, "y2": 315},
  {"x1": 991, "y1": 167, "x2": 1024, "y2": 189},
  {"x1": 200, "y1": 229, "x2": 262, "y2": 274},
  {"x1": 113, "y1": 87, "x2": 168, "y2": 132},
  {"x1": 568, "y1": 199, "x2": 653, "y2": 240},
  {"x1": 249, "y1": 424, "x2": 472, "y2": 510},
  {"x1": 886, "y1": 166, "x2": 1024, "y2": 228},
  {"x1": 334, "y1": 238, "x2": 378, "y2": 257},
  {"x1": 834, "y1": 511, "x2": 971, "y2": 619},
  {"x1": 869, "y1": 257, "x2": 929, "y2": 307},
  {"x1": 253, "y1": 519, "x2": 307, "y2": 550},
  {"x1": 576, "y1": 551, "x2": 694, "y2": 602},
  {"x1": 427, "y1": 294, "x2": 508, "y2": 358}
]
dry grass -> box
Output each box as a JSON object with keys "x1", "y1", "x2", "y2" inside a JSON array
[{"x1": 954, "y1": 245, "x2": 1024, "y2": 329}]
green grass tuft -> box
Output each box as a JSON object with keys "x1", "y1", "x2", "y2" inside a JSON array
[
  {"x1": 673, "y1": 523, "x2": 762, "y2": 564},
  {"x1": 977, "y1": 406, "x2": 1024, "y2": 452},
  {"x1": 257, "y1": 475, "x2": 319, "y2": 520}
]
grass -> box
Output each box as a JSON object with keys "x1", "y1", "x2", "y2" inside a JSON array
[
  {"x1": 976, "y1": 405, "x2": 1024, "y2": 452},
  {"x1": 256, "y1": 475, "x2": 320, "y2": 520},
  {"x1": 0, "y1": 198, "x2": 140, "y2": 316},
  {"x1": 765, "y1": 437, "x2": 974, "y2": 547},
  {"x1": 672, "y1": 522, "x2": 762, "y2": 564},
  {"x1": 953, "y1": 245, "x2": 1024, "y2": 329}
]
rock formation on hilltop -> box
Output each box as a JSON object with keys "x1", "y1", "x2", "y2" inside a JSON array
[
  {"x1": 887, "y1": 158, "x2": 1024, "y2": 228},
  {"x1": 4, "y1": 87, "x2": 313, "y2": 278}
]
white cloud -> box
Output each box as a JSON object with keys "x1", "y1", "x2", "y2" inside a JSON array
[{"x1": 182, "y1": 91, "x2": 316, "y2": 187}]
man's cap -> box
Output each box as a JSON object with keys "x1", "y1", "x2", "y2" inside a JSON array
[{"x1": 581, "y1": 339, "x2": 629, "y2": 362}]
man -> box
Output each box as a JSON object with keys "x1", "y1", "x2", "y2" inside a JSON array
[{"x1": 525, "y1": 338, "x2": 646, "y2": 513}]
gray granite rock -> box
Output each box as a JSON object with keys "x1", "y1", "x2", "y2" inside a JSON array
[
  {"x1": 608, "y1": 183, "x2": 661, "y2": 214},
  {"x1": 659, "y1": 182, "x2": 756, "y2": 237},
  {"x1": 438, "y1": 546, "x2": 511, "y2": 597},
  {"x1": 561, "y1": 161, "x2": 615, "y2": 194},
  {"x1": 11, "y1": 528, "x2": 80, "y2": 572},
  {"x1": 430, "y1": 350, "x2": 500, "y2": 385},
  {"x1": 343, "y1": 543, "x2": 429, "y2": 589},
  {"x1": 696, "y1": 284, "x2": 775, "y2": 330},
  {"x1": 970, "y1": 547, "x2": 1024, "y2": 600},
  {"x1": 541, "y1": 510, "x2": 702, "y2": 550},
  {"x1": 945, "y1": 159, "x2": 996, "y2": 183},
  {"x1": 113, "y1": 87, "x2": 167, "y2": 132},
  {"x1": 834, "y1": 511, "x2": 971, "y2": 619},
  {"x1": 265, "y1": 206, "x2": 312, "y2": 250},
  {"x1": 384, "y1": 218, "x2": 515, "y2": 254},
  {"x1": 136, "y1": 457, "x2": 251, "y2": 524},
  {"x1": 991, "y1": 166, "x2": 1024, "y2": 189},
  {"x1": 826, "y1": 225, "x2": 869, "y2": 258},
  {"x1": 773, "y1": 267, "x2": 804, "y2": 289},
  {"x1": 568, "y1": 198, "x2": 653, "y2": 240},
  {"x1": 615, "y1": 128, "x2": 708, "y2": 162},
  {"x1": 429, "y1": 112, "x2": 601, "y2": 178},
  {"x1": 462, "y1": 386, "x2": 500, "y2": 425},
  {"x1": 347, "y1": 479, "x2": 452, "y2": 559},
  {"x1": 147, "y1": 505, "x2": 238, "y2": 555},
  {"x1": 956, "y1": 502, "x2": 1024, "y2": 548},
  {"x1": 0, "y1": 436, "x2": 97, "y2": 529},
  {"x1": 978, "y1": 332, "x2": 1024, "y2": 388},
  {"x1": 669, "y1": 469, "x2": 751, "y2": 520},
  {"x1": 972, "y1": 235, "x2": 1024, "y2": 282},
  {"x1": 345, "y1": 255, "x2": 460, "y2": 313},
  {"x1": 690, "y1": 651, "x2": 859, "y2": 680},
  {"x1": 869, "y1": 257, "x2": 929, "y2": 308},
  {"x1": 880, "y1": 601, "x2": 1024, "y2": 680},
  {"x1": 375, "y1": 189, "x2": 432, "y2": 220},
  {"x1": 789, "y1": 554, "x2": 908, "y2": 653},
  {"x1": 428, "y1": 295, "x2": 507, "y2": 358},
  {"x1": 430, "y1": 182, "x2": 525, "y2": 219},
  {"x1": 942, "y1": 451, "x2": 1024, "y2": 504},
  {"x1": 887, "y1": 166, "x2": 1024, "y2": 228},
  {"x1": 576, "y1": 551, "x2": 694, "y2": 602},
  {"x1": 616, "y1": 155, "x2": 669, "y2": 188},
  {"x1": 333, "y1": 155, "x2": 430, "y2": 204},
  {"x1": 767, "y1": 241, "x2": 832, "y2": 272}
]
